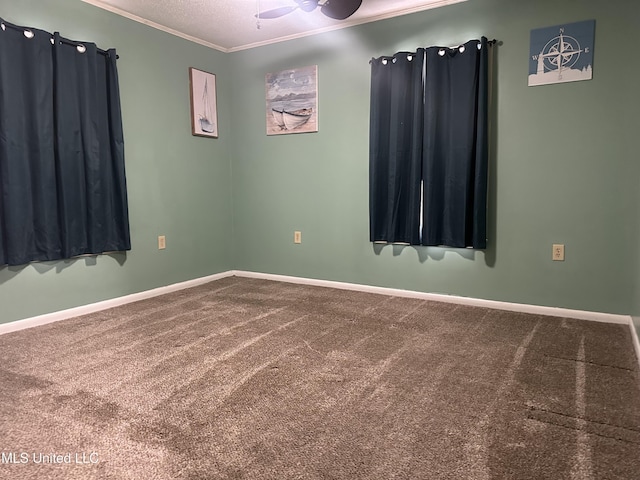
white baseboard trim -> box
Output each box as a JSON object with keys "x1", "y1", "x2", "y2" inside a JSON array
[
  {"x1": 631, "y1": 318, "x2": 640, "y2": 370},
  {"x1": 1, "y1": 269, "x2": 634, "y2": 341},
  {"x1": 232, "y1": 270, "x2": 632, "y2": 325},
  {"x1": 0, "y1": 271, "x2": 234, "y2": 336},
  {"x1": 235, "y1": 271, "x2": 640, "y2": 368}
]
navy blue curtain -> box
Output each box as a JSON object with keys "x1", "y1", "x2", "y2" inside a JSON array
[
  {"x1": 369, "y1": 50, "x2": 424, "y2": 244},
  {"x1": 422, "y1": 38, "x2": 488, "y2": 248},
  {"x1": 0, "y1": 20, "x2": 130, "y2": 266},
  {"x1": 369, "y1": 38, "x2": 490, "y2": 249}
]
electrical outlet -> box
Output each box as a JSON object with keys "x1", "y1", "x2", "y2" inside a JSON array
[
  {"x1": 552, "y1": 244, "x2": 564, "y2": 261},
  {"x1": 158, "y1": 235, "x2": 166, "y2": 250},
  {"x1": 294, "y1": 231, "x2": 302, "y2": 244}
]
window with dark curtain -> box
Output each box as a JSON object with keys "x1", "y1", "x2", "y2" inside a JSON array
[
  {"x1": 0, "y1": 19, "x2": 130, "y2": 266},
  {"x1": 369, "y1": 50, "x2": 425, "y2": 245},
  {"x1": 369, "y1": 37, "x2": 491, "y2": 249}
]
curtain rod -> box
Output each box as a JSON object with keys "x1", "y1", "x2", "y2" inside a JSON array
[
  {"x1": 370, "y1": 38, "x2": 497, "y2": 64},
  {"x1": 0, "y1": 18, "x2": 118, "y2": 59}
]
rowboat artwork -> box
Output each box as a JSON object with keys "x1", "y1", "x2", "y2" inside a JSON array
[
  {"x1": 271, "y1": 108, "x2": 284, "y2": 129},
  {"x1": 271, "y1": 107, "x2": 313, "y2": 131},
  {"x1": 266, "y1": 65, "x2": 318, "y2": 136}
]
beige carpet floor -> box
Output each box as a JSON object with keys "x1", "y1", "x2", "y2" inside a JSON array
[{"x1": 1, "y1": 276, "x2": 639, "y2": 479}]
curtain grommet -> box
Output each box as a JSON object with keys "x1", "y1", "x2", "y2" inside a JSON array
[
  {"x1": 23, "y1": 29, "x2": 34, "y2": 39},
  {"x1": 77, "y1": 44, "x2": 86, "y2": 53}
]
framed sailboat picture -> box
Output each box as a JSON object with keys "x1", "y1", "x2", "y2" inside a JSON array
[
  {"x1": 266, "y1": 65, "x2": 318, "y2": 136},
  {"x1": 189, "y1": 67, "x2": 218, "y2": 138}
]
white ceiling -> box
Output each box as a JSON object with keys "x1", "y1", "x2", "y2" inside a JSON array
[{"x1": 81, "y1": 0, "x2": 467, "y2": 52}]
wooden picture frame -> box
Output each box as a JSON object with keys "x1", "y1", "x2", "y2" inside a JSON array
[{"x1": 189, "y1": 67, "x2": 218, "y2": 138}]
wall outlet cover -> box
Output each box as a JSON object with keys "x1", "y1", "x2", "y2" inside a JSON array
[{"x1": 552, "y1": 244, "x2": 564, "y2": 261}]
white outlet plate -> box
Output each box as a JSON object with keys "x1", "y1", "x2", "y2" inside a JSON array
[
  {"x1": 158, "y1": 235, "x2": 166, "y2": 250},
  {"x1": 294, "y1": 231, "x2": 301, "y2": 244},
  {"x1": 552, "y1": 244, "x2": 564, "y2": 261}
]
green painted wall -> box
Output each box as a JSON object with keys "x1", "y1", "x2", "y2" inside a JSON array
[
  {"x1": 0, "y1": 0, "x2": 233, "y2": 324},
  {"x1": 1, "y1": 0, "x2": 639, "y2": 325},
  {"x1": 230, "y1": 0, "x2": 640, "y2": 315}
]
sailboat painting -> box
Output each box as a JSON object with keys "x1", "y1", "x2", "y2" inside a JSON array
[
  {"x1": 189, "y1": 68, "x2": 218, "y2": 138},
  {"x1": 266, "y1": 65, "x2": 318, "y2": 136}
]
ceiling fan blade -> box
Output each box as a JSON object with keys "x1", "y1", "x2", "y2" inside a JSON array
[
  {"x1": 255, "y1": 6, "x2": 298, "y2": 19},
  {"x1": 320, "y1": 0, "x2": 362, "y2": 20}
]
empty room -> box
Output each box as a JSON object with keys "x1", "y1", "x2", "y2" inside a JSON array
[{"x1": 1, "y1": 0, "x2": 639, "y2": 478}]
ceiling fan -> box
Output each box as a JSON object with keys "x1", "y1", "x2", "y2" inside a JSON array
[{"x1": 256, "y1": 0, "x2": 363, "y2": 21}]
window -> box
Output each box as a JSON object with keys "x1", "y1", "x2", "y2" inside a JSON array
[
  {"x1": 369, "y1": 38, "x2": 491, "y2": 249},
  {"x1": 0, "y1": 19, "x2": 130, "y2": 266}
]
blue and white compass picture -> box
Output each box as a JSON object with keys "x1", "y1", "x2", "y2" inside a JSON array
[{"x1": 529, "y1": 20, "x2": 595, "y2": 86}]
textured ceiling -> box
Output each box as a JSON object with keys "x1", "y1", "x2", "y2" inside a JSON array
[{"x1": 81, "y1": 0, "x2": 467, "y2": 52}]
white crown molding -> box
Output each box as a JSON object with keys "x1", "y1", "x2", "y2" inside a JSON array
[{"x1": 81, "y1": 0, "x2": 230, "y2": 52}]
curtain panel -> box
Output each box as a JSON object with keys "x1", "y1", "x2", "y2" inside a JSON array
[
  {"x1": 369, "y1": 50, "x2": 424, "y2": 245},
  {"x1": 369, "y1": 37, "x2": 491, "y2": 249},
  {"x1": 0, "y1": 20, "x2": 130, "y2": 266}
]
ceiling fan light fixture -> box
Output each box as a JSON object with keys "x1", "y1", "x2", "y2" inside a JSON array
[{"x1": 299, "y1": 0, "x2": 319, "y2": 12}]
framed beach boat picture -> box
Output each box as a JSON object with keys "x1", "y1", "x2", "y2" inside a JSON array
[
  {"x1": 189, "y1": 67, "x2": 218, "y2": 138},
  {"x1": 266, "y1": 65, "x2": 318, "y2": 136}
]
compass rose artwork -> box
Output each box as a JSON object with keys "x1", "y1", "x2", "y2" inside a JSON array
[{"x1": 529, "y1": 20, "x2": 595, "y2": 86}]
